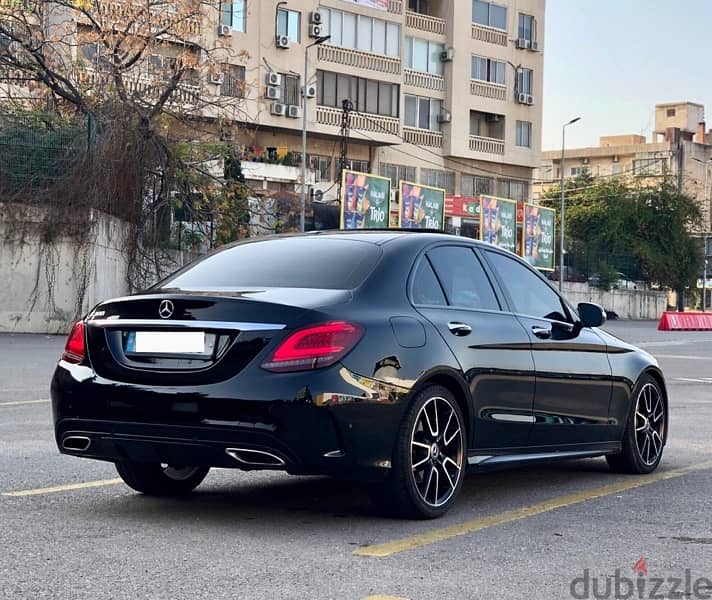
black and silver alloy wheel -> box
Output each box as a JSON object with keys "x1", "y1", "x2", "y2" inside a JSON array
[{"x1": 410, "y1": 396, "x2": 464, "y2": 508}]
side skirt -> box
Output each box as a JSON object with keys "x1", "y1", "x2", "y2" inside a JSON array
[{"x1": 467, "y1": 442, "x2": 622, "y2": 471}]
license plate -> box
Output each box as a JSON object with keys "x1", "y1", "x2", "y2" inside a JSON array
[{"x1": 126, "y1": 331, "x2": 205, "y2": 354}]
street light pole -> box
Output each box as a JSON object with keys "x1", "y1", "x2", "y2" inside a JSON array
[
  {"x1": 559, "y1": 116, "x2": 581, "y2": 292},
  {"x1": 692, "y1": 157, "x2": 712, "y2": 311},
  {"x1": 300, "y1": 35, "x2": 331, "y2": 232}
]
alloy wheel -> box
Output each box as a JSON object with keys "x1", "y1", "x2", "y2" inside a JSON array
[{"x1": 634, "y1": 383, "x2": 665, "y2": 466}]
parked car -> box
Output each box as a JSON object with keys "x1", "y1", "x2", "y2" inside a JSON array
[
  {"x1": 588, "y1": 272, "x2": 644, "y2": 290},
  {"x1": 52, "y1": 232, "x2": 668, "y2": 519},
  {"x1": 547, "y1": 267, "x2": 587, "y2": 283}
]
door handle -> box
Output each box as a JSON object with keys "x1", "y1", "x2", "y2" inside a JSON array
[
  {"x1": 531, "y1": 326, "x2": 552, "y2": 339},
  {"x1": 447, "y1": 322, "x2": 472, "y2": 336}
]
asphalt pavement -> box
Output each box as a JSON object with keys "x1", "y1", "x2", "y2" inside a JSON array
[{"x1": 1, "y1": 322, "x2": 712, "y2": 600}]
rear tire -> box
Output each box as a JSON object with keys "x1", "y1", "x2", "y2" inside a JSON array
[
  {"x1": 115, "y1": 461, "x2": 210, "y2": 496},
  {"x1": 606, "y1": 374, "x2": 666, "y2": 474},
  {"x1": 373, "y1": 385, "x2": 466, "y2": 519}
]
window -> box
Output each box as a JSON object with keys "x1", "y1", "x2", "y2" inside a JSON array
[
  {"x1": 428, "y1": 247, "x2": 500, "y2": 311},
  {"x1": 470, "y1": 113, "x2": 481, "y2": 136},
  {"x1": 473, "y1": 0, "x2": 507, "y2": 30},
  {"x1": 518, "y1": 13, "x2": 535, "y2": 41},
  {"x1": 471, "y1": 55, "x2": 506, "y2": 85},
  {"x1": 321, "y1": 7, "x2": 400, "y2": 57},
  {"x1": 611, "y1": 164, "x2": 624, "y2": 176},
  {"x1": 220, "y1": 0, "x2": 246, "y2": 32},
  {"x1": 405, "y1": 37, "x2": 444, "y2": 75},
  {"x1": 485, "y1": 251, "x2": 568, "y2": 321},
  {"x1": 277, "y1": 8, "x2": 300, "y2": 43},
  {"x1": 409, "y1": 0, "x2": 429, "y2": 13},
  {"x1": 220, "y1": 64, "x2": 245, "y2": 97},
  {"x1": 461, "y1": 175, "x2": 493, "y2": 196},
  {"x1": 420, "y1": 169, "x2": 455, "y2": 195},
  {"x1": 570, "y1": 167, "x2": 589, "y2": 177},
  {"x1": 666, "y1": 108, "x2": 676, "y2": 117},
  {"x1": 516, "y1": 68, "x2": 533, "y2": 95},
  {"x1": 404, "y1": 94, "x2": 441, "y2": 131},
  {"x1": 498, "y1": 179, "x2": 528, "y2": 202},
  {"x1": 317, "y1": 71, "x2": 399, "y2": 118},
  {"x1": 340, "y1": 158, "x2": 369, "y2": 174},
  {"x1": 380, "y1": 163, "x2": 416, "y2": 187},
  {"x1": 411, "y1": 258, "x2": 446, "y2": 306},
  {"x1": 280, "y1": 73, "x2": 300, "y2": 106},
  {"x1": 516, "y1": 121, "x2": 532, "y2": 148},
  {"x1": 633, "y1": 158, "x2": 664, "y2": 176},
  {"x1": 308, "y1": 155, "x2": 332, "y2": 181}
]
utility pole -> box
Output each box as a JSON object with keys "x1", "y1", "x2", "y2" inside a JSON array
[
  {"x1": 336, "y1": 98, "x2": 353, "y2": 206},
  {"x1": 559, "y1": 116, "x2": 581, "y2": 292}
]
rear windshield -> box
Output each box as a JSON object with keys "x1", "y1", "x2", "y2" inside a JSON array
[{"x1": 156, "y1": 237, "x2": 382, "y2": 290}]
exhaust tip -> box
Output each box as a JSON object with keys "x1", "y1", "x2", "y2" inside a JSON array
[
  {"x1": 225, "y1": 447, "x2": 286, "y2": 467},
  {"x1": 62, "y1": 435, "x2": 91, "y2": 452}
]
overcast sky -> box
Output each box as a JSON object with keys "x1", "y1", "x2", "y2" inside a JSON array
[{"x1": 542, "y1": 0, "x2": 712, "y2": 150}]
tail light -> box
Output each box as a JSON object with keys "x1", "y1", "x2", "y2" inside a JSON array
[
  {"x1": 62, "y1": 321, "x2": 86, "y2": 364},
  {"x1": 261, "y1": 321, "x2": 363, "y2": 373}
]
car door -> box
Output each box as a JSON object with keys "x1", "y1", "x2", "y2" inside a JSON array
[
  {"x1": 481, "y1": 249, "x2": 614, "y2": 446},
  {"x1": 412, "y1": 244, "x2": 536, "y2": 449}
]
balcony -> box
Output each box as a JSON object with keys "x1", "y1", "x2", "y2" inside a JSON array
[
  {"x1": 404, "y1": 69, "x2": 445, "y2": 92},
  {"x1": 470, "y1": 80, "x2": 507, "y2": 101},
  {"x1": 316, "y1": 105, "x2": 400, "y2": 138},
  {"x1": 471, "y1": 23, "x2": 508, "y2": 46},
  {"x1": 406, "y1": 11, "x2": 446, "y2": 36},
  {"x1": 403, "y1": 127, "x2": 443, "y2": 149},
  {"x1": 317, "y1": 45, "x2": 401, "y2": 76},
  {"x1": 469, "y1": 135, "x2": 505, "y2": 155},
  {"x1": 388, "y1": 0, "x2": 403, "y2": 14},
  {"x1": 78, "y1": 2, "x2": 201, "y2": 38}
]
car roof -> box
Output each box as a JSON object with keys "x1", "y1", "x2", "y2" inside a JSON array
[{"x1": 303, "y1": 229, "x2": 482, "y2": 247}]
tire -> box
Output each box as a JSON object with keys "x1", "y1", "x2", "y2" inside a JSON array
[
  {"x1": 373, "y1": 385, "x2": 466, "y2": 519},
  {"x1": 115, "y1": 461, "x2": 210, "y2": 496},
  {"x1": 607, "y1": 374, "x2": 667, "y2": 474}
]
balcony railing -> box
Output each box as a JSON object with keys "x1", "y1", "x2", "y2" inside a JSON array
[
  {"x1": 316, "y1": 106, "x2": 400, "y2": 138},
  {"x1": 469, "y1": 134, "x2": 505, "y2": 155},
  {"x1": 388, "y1": 0, "x2": 403, "y2": 14},
  {"x1": 78, "y1": 1, "x2": 201, "y2": 37},
  {"x1": 470, "y1": 79, "x2": 507, "y2": 101},
  {"x1": 77, "y1": 69, "x2": 200, "y2": 106},
  {"x1": 317, "y1": 45, "x2": 401, "y2": 75},
  {"x1": 404, "y1": 69, "x2": 445, "y2": 92},
  {"x1": 403, "y1": 127, "x2": 443, "y2": 148},
  {"x1": 406, "y1": 11, "x2": 446, "y2": 36},
  {"x1": 471, "y1": 23, "x2": 508, "y2": 46}
]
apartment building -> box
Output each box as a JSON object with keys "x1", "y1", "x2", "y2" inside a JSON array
[{"x1": 534, "y1": 102, "x2": 712, "y2": 233}]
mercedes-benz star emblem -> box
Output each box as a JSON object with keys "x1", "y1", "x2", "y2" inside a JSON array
[{"x1": 158, "y1": 299, "x2": 174, "y2": 319}]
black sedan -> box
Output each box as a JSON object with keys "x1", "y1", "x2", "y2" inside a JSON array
[{"x1": 51, "y1": 231, "x2": 668, "y2": 518}]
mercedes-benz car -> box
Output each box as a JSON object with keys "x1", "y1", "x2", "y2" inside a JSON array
[{"x1": 51, "y1": 231, "x2": 668, "y2": 519}]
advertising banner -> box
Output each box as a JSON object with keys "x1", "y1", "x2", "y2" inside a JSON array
[
  {"x1": 480, "y1": 196, "x2": 517, "y2": 253},
  {"x1": 522, "y1": 204, "x2": 556, "y2": 271},
  {"x1": 340, "y1": 170, "x2": 391, "y2": 229},
  {"x1": 339, "y1": 0, "x2": 388, "y2": 11},
  {"x1": 445, "y1": 196, "x2": 480, "y2": 219},
  {"x1": 399, "y1": 181, "x2": 446, "y2": 230}
]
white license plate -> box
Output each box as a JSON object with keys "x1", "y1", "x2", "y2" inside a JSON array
[{"x1": 132, "y1": 331, "x2": 205, "y2": 354}]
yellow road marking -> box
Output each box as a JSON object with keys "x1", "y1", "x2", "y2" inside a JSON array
[
  {"x1": 0, "y1": 399, "x2": 50, "y2": 407},
  {"x1": 2, "y1": 478, "x2": 123, "y2": 497},
  {"x1": 355, "y1": 460, "x2": 712, "y2": 558}
]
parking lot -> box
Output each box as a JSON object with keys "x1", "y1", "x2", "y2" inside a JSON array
[{"x1": 2, "y1": 321, "x2": 712, "y2": 600}]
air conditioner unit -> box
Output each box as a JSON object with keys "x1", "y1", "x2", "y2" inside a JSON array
[
  {"x1": 276, "y1": 35, "x2": 290, "y2": 49},
  {"x1": 265, "y1": 86, "x2": 280, "y2": 100},
  {"x1": 612, "y1": 155, "x2": 620, "y2": 163},
  {"x1": 437, "y1": 110, "x2": 452, "y2": 124},
  {"x1": 517, "y1": 92, "x2": 528, "y2": 104},
  {"x1": 440, "y1": 47, "x2": 454, "y2": 62},
  {"x1": 217, "y1": 24, "x2": 232, "y2": 37},
  {"x1": 266, "y1": 72, "x2": 282, "y2": 86},
  {"x1": 270, "y1": 102, "x2": 287, "y2": 116},
  {"x1": 582, "y1": 157, "x2": 589, "y2": 165},
  {"x1": 530, "y1": 41, "x2": 540, "y2": 51},
  {"x1": 525, "y1": 94, "x2": 534, "y2": 105},
  {"x1": 308, "y1": 24, "x2": 322, "y2": 38},
  {"x1": 303, "y1": 84, "x2": 317, "y2": 98},
  {"x1": 310, "y1": 10, "x2": 323, "y2": 24},
  {"x1": 485, "y1": 113, "x2": 501, "y2": 123},
  {"x1": 516, "y1": 38, "x2": 531, "y2": 50},
  {"x1": 209, "y1": 72, "x2": 224, "y2": 85},
  {"x1": 287, "y1": 105, "x2": 302, "y2": 118}
]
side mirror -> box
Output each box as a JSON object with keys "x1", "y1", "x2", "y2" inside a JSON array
[{"x1": 578, "y1": 302, "x2": 606, "y2": 328}]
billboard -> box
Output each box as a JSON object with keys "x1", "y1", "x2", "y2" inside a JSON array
[
  {"x1": 480, "y1": 196, "x2": 517, "y2": 253},
  {"x1": 340, "y1": 170, "x2": 391, "y2": 229},
  {"x1": 338, "y1": 0, "x2": 388, "y2": 11},
  {"x1": 522, "y1": 204, "x2": 556, "y2": 271},
  {"x1": 399, "y1": 181, "x2": 446, "y2": 230}
]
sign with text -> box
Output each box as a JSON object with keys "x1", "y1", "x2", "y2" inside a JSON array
[
  {"x1": 340, "y1": 170, "x2": 391, "y2": 229},
  {"x1": 399, "y1": 181, "x2": 446, "y2": 230},
  {"x1": 480, "y1": 196, "x2": 517, "y2": 253},
  {"x1": 445, "y1": 196, "x2": 480, "y2": 219},
  {"x1": 522, "y1": 204, "x2": 556, "y2": 271}
]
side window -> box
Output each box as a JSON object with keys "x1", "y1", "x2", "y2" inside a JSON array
[
  {"x1": 411, "y1": 258, "x2": 447, "y2": 306},
  {"x1": 485, "y1": 251, "x2": 569, "y2": 322},
  {"x1": 427, "y1": 246, "x2": 500, "y2": 311}
]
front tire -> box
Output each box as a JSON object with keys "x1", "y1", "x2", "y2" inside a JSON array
[
  {"x1": 374, "y1": 385, "x2": 466, "y2": 519},
  {"x1": 607, "y1": 374, "x2": 666, "y2": 474},
  {"x1": 115, "y1": 461, "x2": 210, "y2": 496}
]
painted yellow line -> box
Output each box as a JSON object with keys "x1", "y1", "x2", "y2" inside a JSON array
[
  {"x1": 355, "y1": 460, "x2": 712, "y2": 558},
  {"x1": 2, "y1": 478, "x2": 123, "y2": 497},
  {"x1": 0, "y1": 399, "x2": 50, "y2": 407}
]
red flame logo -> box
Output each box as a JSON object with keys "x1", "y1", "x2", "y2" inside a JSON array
[{"x1": 633, "y1": 557, "x2": 648, "y2": 576}]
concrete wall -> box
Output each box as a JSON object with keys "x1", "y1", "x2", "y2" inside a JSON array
[{"x1": 562, "y1": 282, "x2": 667, "y2": 321}]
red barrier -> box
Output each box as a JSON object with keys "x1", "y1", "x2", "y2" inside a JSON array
[{"x1": 658, "y1": 311, "x2": 712, "y2": 331}]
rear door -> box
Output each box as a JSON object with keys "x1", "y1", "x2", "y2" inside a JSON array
[{"x1": 412, "y1": 245, "x2": 535, "y2": 449}]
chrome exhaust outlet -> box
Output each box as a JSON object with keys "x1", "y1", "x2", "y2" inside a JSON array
[
  {"x1": 225, "y1": 447, "x2": 286, "y2": 467},
  {"x1": 62, "y1": 435, "x2": 91, "y2": 452}
]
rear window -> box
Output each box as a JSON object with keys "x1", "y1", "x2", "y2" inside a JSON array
[{"x1": 157, "y1": 237, "x2": 382, "y2": 290}]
